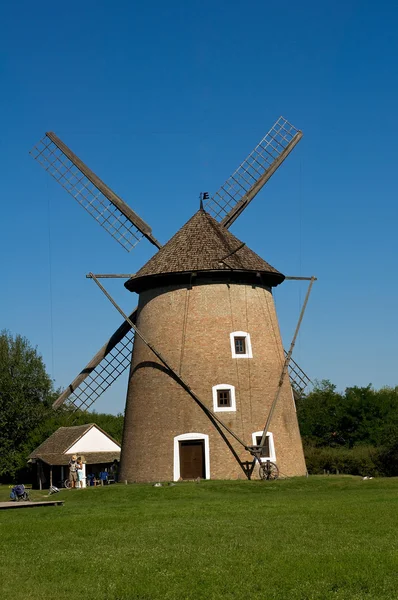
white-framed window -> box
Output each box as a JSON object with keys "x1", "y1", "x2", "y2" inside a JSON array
[
  {"x1": 251, "y1": 431, "x2": 276, "y2": 462},
  {"x1": 230, "y1": 331, "x2": 253, "y2": 358},
  {"x1": 173, "y1": 433, "x2": 210, "y2": 482},
  {"x1": 212, "y1": 384, "x2": 236, "y2": 412}
]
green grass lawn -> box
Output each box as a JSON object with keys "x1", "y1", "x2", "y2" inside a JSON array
[{"x1": 1, "y1": 477, "x2": 398, "y2": 600}]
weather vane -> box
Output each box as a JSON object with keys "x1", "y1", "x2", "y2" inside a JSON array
[{"x1": 199, "y1": 192, "x2": 209, "y2": 209}]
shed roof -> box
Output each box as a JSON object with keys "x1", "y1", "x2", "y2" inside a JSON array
[
  {"x1": 29, "y1": 451, "x2": 121, "y2": 466},
  {"x1": 28, "y1": 424, "x2": 121, "y2": 463},
  {"x1": 125, "y1": 209, "x2": 284, "y2": 292}
]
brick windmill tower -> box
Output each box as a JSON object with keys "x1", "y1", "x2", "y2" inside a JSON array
[{"x1": 31, "y1": 117, "x2": 312, "y2": 482}]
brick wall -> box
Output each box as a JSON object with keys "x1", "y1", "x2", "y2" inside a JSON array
[{"x1": 119, "y1": 281, "x2": 307, "y2": 482}]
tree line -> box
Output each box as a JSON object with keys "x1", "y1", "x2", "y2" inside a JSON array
[
  {"x1": 297, "y1": 380, "x2": 398, "y2": 476},
  {"x1": 2, "y1": 329, "x2": 398, "y2": 482}
]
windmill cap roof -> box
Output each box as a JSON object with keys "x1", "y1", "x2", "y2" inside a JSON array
[{"x1": 125, "y1": 209, "x2": 285, "y2": 292}]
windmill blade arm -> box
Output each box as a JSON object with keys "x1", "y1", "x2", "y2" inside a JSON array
[
  {"x1": 30, "y1": 132, "x2": 161, "y2": 252},
  {"x1": 46, "y1": 133, "x2": 157, "y2": 242},
  {"x1": 53, "y1": 309, "x2": 137, "y2": 411},
  {"x1": 221, "y1": 132, "x2": 302, "y2": 228},
  {"x1": 204, "y1": 117, "x2": 302, "y2": 228}
]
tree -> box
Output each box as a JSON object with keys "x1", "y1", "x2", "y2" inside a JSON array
[
  {"x1": 297, "y1": 380, "x2": 345, "y2": 447},
  {"x1": 0, "y1": 330, "x2": 55, "y2": 480},
  {"x1": 298, "y1": 381, "x2": 398, "y2": 450},
  {"x1": 0, "y1": 330, "x2": 126, "y2": 483}
]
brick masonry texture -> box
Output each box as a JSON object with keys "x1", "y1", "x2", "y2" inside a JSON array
[{"x1": 119, "y1": 281, "x2": 307, "y2": 483}]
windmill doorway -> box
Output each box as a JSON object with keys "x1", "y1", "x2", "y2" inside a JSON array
[
  {"x1": 173, "y1": 433, "x2": 210, "y2": 481},
  {"x1": 179, "y1": 440, "x2": 205, "y2": 479}
]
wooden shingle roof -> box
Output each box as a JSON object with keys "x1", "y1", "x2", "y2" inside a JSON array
[
  {"x1": 126, "y1": 209, "x2": 284, "y2": 292},
  {"x1": 29, "y1": 425, "x2": 93, "y2": 458},
  {"x1": 29, "y1": 451, "x2": 121, "y2": 466},
  {"x1": 28, "y1": 424, "x2": 121, "y2": 466}
]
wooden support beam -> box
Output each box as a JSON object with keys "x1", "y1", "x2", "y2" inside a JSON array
[
  {"x1": 285, "y1": 276, "x2": 318, "y2": 281},
  {"x1": 85, "y1": 274, "x2": 135, "y2": 279},
  {"x1": 256, "y1": 276, "x2": 316, "y2": 451},
  {"x1": 88, "y1": 274, "x2": 248, "y2": 451}
]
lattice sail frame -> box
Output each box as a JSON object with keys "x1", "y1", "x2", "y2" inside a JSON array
[
  {"x1": 63, "y1": 329, "x2": 135, "y2": 413},
  {"x1": 30, "y1": 133, "x2": 157, "y2": 252},
  {"x1": 204, "y1": 116, "x2": 302, "y2": 227},
  {"x1": 286, "y1": 352, "x2": 312, "y2": 396}
]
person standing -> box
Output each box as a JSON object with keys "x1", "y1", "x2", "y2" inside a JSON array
[
  {"x1": 110, "y1": 459, "x2": 119, "y2": 483},
  {"x1": 68, "y1": 455, "x2": 78, "y2": 489},
  {"x1": 77, "y1": 457, "x2": 85, "y2": 489}
]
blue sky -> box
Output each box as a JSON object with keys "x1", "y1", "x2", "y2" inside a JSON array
[{"x1": 1, "y1": 0, "x2": 397, "y2": 415}]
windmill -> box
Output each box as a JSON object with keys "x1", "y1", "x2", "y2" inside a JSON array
[{"x1": 30, "y1": 117, "x2": 313, "y2": 482}]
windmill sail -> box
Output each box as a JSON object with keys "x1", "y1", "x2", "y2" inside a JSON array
[
  {"x1": 30, "y1": 132, "x2": 161, "y2": 252},
  {"x1": 204, "y1": 116, "x2": 302, "y2": 228},
  {"x1": 286, "y1": 353, "x2": 312, "y2": 397},
  {"x1": 53, "y1": 311, "x2": 137, "y2": 412}
]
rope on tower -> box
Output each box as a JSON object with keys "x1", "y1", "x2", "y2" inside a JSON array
[
  {"x1": 263, "y1": 285, "x2": 285, "y2": 368},
  {"x1": 46, "y1": 178, "x2": 55, "y2": 378},
  {"x1": 178, "y1": 276, "x2": 192, "y2": 375}
]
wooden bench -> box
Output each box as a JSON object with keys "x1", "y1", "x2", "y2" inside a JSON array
[{"x1": 0, "y1": 500, "x2": 64, "y2": 510}]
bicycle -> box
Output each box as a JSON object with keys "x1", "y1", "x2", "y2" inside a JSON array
[
  {"x1": 57, "y1": 479, "x2": 71, "y2": 489},
  {"x1": 259, "y1": 460, "x2": 279, "y2": 480},
  {"x1": 63, "y1": 477, "x2": 86, "y2": 488}
]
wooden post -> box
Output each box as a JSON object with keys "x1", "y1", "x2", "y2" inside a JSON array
[
  {"x1": 50, "y1": 465, "x2": 53, "y2": 487},
  {"x1": 38, "y1": 461, "x2": 43, "y2": 490},
  {"x1": 258, "y1": 276, "x2": 316, "y2": 450}
]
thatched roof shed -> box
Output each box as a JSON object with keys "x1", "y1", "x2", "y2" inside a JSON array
[{"x1": 28, "y1": 424, "x2": 120, "y2": 489}]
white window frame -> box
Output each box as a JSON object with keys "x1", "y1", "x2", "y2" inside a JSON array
[
  {"x1": 230, "y1": 331, "x2": 253, "y2": 358},
  {"x1": 173, "y1": 433, "x2": 210, "y2": 482},
  {"x1": 212, "y1": 384, "x2": 236, "y2": 413},
  {"x1": 251, "y1": 431, "x2": 276, "y2": 462}
]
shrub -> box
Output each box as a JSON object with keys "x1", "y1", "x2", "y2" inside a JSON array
[{"x1": 304, "y1": 444, "x2": 383, "y2": 477}]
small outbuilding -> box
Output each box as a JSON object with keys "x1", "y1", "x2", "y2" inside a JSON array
[{"x1": 28, "y1": 424, "x2": 121, "y2": 489}]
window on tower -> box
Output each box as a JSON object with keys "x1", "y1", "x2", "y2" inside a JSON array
[
  {"x1": 234, "y1": 337, "x2": 246, "y2": 355},
  {"x1": 251, "y1": 431, "x2": 276, "y2": 462},
  {"x1": 212, "y1": 384, "x2": 236, "y2": 412},
  {"x1": 217, "y1": 389, "x2": 231, "y2": 408},
  {"x1": 230, "y1": 331, "x2": 252, "y2": 358},
  {"x1": 255, "y1": 435, "x2": 270, "y2": 457}
]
